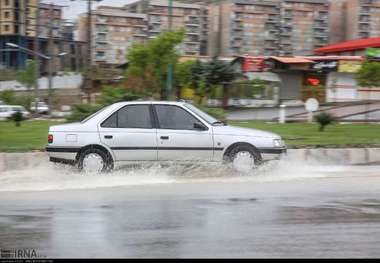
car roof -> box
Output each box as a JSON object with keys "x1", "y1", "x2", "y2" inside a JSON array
[{"x1": 112, "y1": 101, "x2": 187, "y2": 106}]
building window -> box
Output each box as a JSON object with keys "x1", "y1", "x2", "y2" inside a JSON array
[
  {"x1": 4, "y1": 12, "x2": 10, "y2": 18},
  {"x1": 5, "y1": 0, "x2": 10, "y2": 6},
  {"x1": 4, "y1": 25, "x2": 10, "y2": 32}
]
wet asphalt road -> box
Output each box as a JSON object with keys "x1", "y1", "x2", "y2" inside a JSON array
[{"x1": 1, "y1": 165, "x2": 380, "y2": 258}]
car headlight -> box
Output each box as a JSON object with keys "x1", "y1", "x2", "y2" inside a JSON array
[{"x1": 273, "y1": 139, "x2": 283, "y2": 147}]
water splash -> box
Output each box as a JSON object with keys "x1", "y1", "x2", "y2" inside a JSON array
[{"x1": 0, "y1": 154, "x2": 378, "y2": 192}]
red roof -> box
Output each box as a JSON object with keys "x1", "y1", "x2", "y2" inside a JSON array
[{"x1": 315, "y1": 37, "x2": 380, "y2": 54}]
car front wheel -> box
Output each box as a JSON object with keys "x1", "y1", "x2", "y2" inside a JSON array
[
  {"x1": 78, "y1": 148, "x2": 113, "y2": 173},
  {"x1": 226, "y1": 144, "x2": 262, "y2": 173}
]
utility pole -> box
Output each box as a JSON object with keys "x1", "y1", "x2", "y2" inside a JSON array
[
  {"x1": 166, "y1": 0, "x2": 173, "y2": 100},
  {"x1": 47, "y1": 2, "x2": 54, "y2": 115},
  {"x1": 87, "y1": 0, "x2": 93, "y2": 67},
  {"x1": 33, "y1": 0, "x2": 41, "y2": 116}
]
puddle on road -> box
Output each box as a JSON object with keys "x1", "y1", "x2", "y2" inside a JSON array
[{"x1": 0, "y1": 155, "x2": 379, "y2": 192}]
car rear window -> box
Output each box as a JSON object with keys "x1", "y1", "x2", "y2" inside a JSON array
[{"x1": 101, "y1": 105, "x2": 152, "y2": 129}]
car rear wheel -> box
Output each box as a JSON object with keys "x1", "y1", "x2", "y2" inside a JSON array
[
  {"x1": 226, "y1": 144, "x2": 262, "y2": 173},
  {"x1": 78, "y1": 148, "x2": 113, "y2": 173}
]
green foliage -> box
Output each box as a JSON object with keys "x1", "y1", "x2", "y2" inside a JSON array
[
  {"x1": 15, "y1": 96, "x2": 33, "y2": 111},
  {"x1": 1, "y1": 90, "x2": 15, "y2": 104},
  {"x1": 17, "y1": 59, "x2": 38, "y2": 89},
  {"x1": 126, "y1": 30, "x2": 185, "y2": 97},
  {"x1": 97, "y1": 86, "x2": 144, "y2": 105},
  {"x1": 356, "y1": 61, "x2": 380, "y2": 88},
  {"x1": 174, "y1": 60, "x2": 195, "y2": 89},
  {"x1": 203, "y1": 58, "x2": 241, "y2": 88},
  {"x1": 66, "y1": 104, "x2": 104, "y2": 123},
  {"x1": 8, "y1": 111, "x2": 24, "y2": 127},
  {"x1": 198, "y1": 105, "x2": 226, "y2": 121},
  {"x1": 175, "y1": 58, "x2": 240, "y2": 103},
  {"x1": 0, "y1": 90, "x2": 32, "y2": 110},
  {"x1": 314, "y1": 112, "x2": 335, "y2": 132}
]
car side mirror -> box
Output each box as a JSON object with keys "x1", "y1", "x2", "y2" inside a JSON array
[{"x1": 194, "y1": 122, "x2": 207, "y2": 131}]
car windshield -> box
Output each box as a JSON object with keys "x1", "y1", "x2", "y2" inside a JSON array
[{"x1": 184, "y1": 103, "x2": 225, "y2": 126}]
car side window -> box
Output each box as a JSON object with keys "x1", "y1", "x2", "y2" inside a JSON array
[
  {"x1": 101, "y1": 105, "x2": 152, "y2": 129},
  {"x1": 155, "y1": 105, "x2": 202, "y2": 130}
]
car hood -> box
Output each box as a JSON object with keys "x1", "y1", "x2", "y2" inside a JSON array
[{"x1": 212, "y1": 125, "x2": 281, "y2": 139}]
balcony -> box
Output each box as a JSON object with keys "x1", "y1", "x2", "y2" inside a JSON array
[
  {"x1": 232, "y1": 22, "x2": 244, "y2": 31},
  {"x1": 231, "y1": 40, "x2": 243, "y2": 48},
  {"x1": 186, "y1": 18, "x2": 200, "y2": 26},
  {"x1": 360, "y1": 7, "x2": 371, "y2": 14}
]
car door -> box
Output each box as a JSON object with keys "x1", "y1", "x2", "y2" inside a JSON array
[
  {"x1": 154, "y1": 104, "x2": 214, "y2": 161},
  {"x1": 98, "y1": 104, "x2": 157, "y2": 162}
]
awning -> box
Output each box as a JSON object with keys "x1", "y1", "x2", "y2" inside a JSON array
[
  {"x1": 270, "y1": 56, "x2": 315, "y2": 64},
  {"x1": 245, "y1": 72, "x2": 281, "y2": 82}
]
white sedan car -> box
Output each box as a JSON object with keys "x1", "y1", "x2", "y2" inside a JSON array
[
  {"x1": 46, "y1": 101, "x2": 286, "y2": 173},
  {"x1": 0, "y1": 105, "x2": 30, "y2": 120}
]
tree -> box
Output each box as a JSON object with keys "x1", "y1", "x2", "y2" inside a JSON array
[
  {"x1": 203, "y1": 58, "x2": 241, "y2": 108},
  {"x1": 17, "y1": 59, "x2": 38, "y2": 111},
  {"x1": 356, "y1": 61, "x2": 380, "y2": 88},
  {"x1": 126, "y1": 30, "x2": 185, "y2": 99},
  {"x1": 1, "y1": 90, "x2": 15, "y2": 104},
  {"x1": 17, "y1": 59, "x2": 37, "y2": 90}
]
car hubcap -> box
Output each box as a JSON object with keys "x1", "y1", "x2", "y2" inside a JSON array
[
  {"x1": 232, "y1": 151, "x2": 255, "y2": 173},
  {"x1": 82, "y1": 153, "x2": 104, "y2": 173}
]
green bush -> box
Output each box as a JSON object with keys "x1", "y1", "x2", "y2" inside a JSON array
[
  {"x1": 314, "y1": 112, "x2": 334, "y2": 132},
  {"x1": 8, "y1": 111, "x2": 24, "y2": 127}
]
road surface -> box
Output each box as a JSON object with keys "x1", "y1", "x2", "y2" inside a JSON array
[{"x1": 1, "y1": 158, "x2": 380, "y2": 258}]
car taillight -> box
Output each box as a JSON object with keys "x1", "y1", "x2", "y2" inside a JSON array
[{"x1": 48, "y1": 134, "x2": 53, "y2": 144}]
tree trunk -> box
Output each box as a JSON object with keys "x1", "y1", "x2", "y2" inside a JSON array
[{"x1": 222, "y1": 84, "x2": 229, "y2": 109}]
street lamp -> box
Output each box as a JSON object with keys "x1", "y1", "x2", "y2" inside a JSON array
[{"x1": 6, "y1": 43, "x2": 67, "y2": 115}]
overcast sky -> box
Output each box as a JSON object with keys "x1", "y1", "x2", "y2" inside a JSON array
[{"x1": 45, "y1": 0, "x2": 138, "y2": 21}]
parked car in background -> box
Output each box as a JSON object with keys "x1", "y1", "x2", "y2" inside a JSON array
[
  {"x1": 46, "y1": 101, "x2": 286, "y2": 174},
  {"x1": 30, "y1": 101, "x2": 49, "y2": 114},
  {"x1": 0, "y1": 105, "x2": 30, "y2": 120}
]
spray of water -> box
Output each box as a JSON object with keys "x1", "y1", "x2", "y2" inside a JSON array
[{"x1": 0, "y1": 154, "x2": 378, "y2": 192}]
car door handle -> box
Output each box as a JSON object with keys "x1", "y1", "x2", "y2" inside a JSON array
[
  {"x1": 160, "y1": 136, "x2": 169, "y2": 140},
  {"x1": 104, "y1": 135, "x2": 113, "y2": 139}
]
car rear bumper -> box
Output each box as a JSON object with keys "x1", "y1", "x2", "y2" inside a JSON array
[{"x1": 46, "y1": 147, "x2": 79, "y2": 164}]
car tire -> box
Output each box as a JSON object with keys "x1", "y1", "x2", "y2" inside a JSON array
[
  {"x1": 225, "y1": 144, "x2": 262, "y2": 173},
  {"x1": 78, "y1": 148, "x2": 113, "y2": 173}
]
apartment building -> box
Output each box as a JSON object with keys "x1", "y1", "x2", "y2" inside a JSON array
[
  {"x1": 344, "y1": 0, "x2": 380, "y2": 40},
  {"x1": 77, "y1": 6, "x2": 147, "y2": 66},
  {"x1": 37, "y1": 2, "x2": 63, "y2": 39},
  {"x1": 0, "y1": 0, "x2": 86, "y2": 70},
  {"x1": 0, "y1": 0, "x2": 37, "y2": 36},
  {"x1": 208, "y1": 0, "x2": 329, "y2": 57},
  {"x1": 126, "y1": 0, "x2": 208, "y2": 56},
  {"x1": 209, "y1": 0, "x2": 281, "y2": 57},
  {"x1": 280, "y1": 0, "x2": 329, "y2": 56}
]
